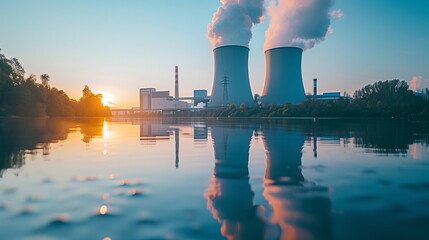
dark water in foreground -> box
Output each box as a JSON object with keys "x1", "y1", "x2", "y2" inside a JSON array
[{"x1": 1, "y1": 118, "x2": 429, "y2": 240}]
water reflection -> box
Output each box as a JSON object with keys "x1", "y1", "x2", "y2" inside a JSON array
[
  {"x1": 194, "y1": 124, "x2": 208, "y2": 142},
  {"x1": 262, "y1": 126, "x2": 332, "y2": 240},
  {"x1": 0, "y1": 118, "x2": 429, "y2": 239},
  {"x1": 175, "y1": 128, "x2": 179, "y2": 168},
  {"x1": 304, "y1": 120, "x2": 429, "y2": 155},
  {"x1": 207, "y1": 124, "x2": 333, "y2": 240},
  {"x1": 79, "y1": 119, "x2": 105, "y2": 143},
  {"x1": 0, "y1": 118, "x2": 70, "y2": 177},
  {"x1": 138, "y1": 120, "x2": 181, "y2": 168},
  {"x1": 0, "y1": 118, "x2": 105, "y2": 177},
  {"x1": 139, "y1": 122, "x2": 170, "y2": 142},
  {"x1": 206, "y1": 124, "x2": 265, "y2": 240}
]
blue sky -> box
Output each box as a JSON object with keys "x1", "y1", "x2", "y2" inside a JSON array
[{"x1": 1, "y1": 0, "x2": 428, "y2": 107}]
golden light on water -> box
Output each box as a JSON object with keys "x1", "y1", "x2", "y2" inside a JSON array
[
  {"x1": 103, "y1": 238, "x2": 112, "y2": 240},
  {"x1": 102, "y1": 121, "x2": 115, "y2": 141},
  {"x1": 99, "y1": 205, "x2": 108, "y2": 215}
]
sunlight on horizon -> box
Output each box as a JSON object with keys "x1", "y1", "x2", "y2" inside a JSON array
[{"x1": 101, "y1": 92, "x2": 115, "y2": 107}]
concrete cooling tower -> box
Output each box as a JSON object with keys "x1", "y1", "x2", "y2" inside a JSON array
[
  {"x1": 262, "y1": 47, "x2": 306, "y2": 105},
  {"x1": 209, "y1": 45, "x2": 254, "y2": 107}
]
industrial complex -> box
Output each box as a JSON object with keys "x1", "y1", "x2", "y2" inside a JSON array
[{"x1": 111, "y1": 45, "x2": 349, "y2": 117}]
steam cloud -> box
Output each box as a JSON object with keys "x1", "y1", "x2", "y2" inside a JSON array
[
  {"x1": 265, "y1": 0, "x2": 342, "y2": 50},
  {"x1": 208, "y1": 0, "x2": 265, "y2": 48},
  {"x1": 409, "y1": 76, "x2": 429, "y2": 92}
]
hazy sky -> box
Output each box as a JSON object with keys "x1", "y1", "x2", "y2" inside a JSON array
[{"x1": 1, "y1": 0, "x2": 428, "y2": 108}]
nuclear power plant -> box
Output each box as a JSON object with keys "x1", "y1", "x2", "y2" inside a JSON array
[
  {"x1": 209, "y1": 45, "x2": 254, "y2": 107},
  {"x1": 261, "y1": 47, "x2": 306, "y2": 105},
  {"x1": 111, "y1": 44, "x2": 345, "y2": 117}
]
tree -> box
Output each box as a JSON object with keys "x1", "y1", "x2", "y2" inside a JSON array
[
  {"x1": 78, "y1": 85, "x2": 110, "y2": 117},
  {"x1": 352, "y1": 80, "x2": 423, "y2": 117},
  {"x1": 40, "y1": 74, "x2": 50, "y2": 88},
  {"x1": 0, "y1": 50, "x2": 110, "y2": 117}
]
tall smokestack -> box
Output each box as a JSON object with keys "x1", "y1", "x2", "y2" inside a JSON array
[
  {"x1": 209, "y1": 45, "x2": 254, "y2": 107},
  {"x1": 175, "y1": 66, "x2": 179, "y2": 99},
  {"x1": 313, "y1": 78, "x2": 318, "y2": 96},
  {"x1": 261, "y1": 47, "x2": 306, "y2": 105}
]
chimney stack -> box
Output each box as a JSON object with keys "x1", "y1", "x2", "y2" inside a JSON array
[
  {"x1": 175, "y1": 66, "x2": 179, "y2": 99},
  {"x1": 313, "y1": 78, "x2": 318, "y2": 96}
]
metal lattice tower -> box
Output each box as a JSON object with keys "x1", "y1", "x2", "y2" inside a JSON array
[{"x1": 221, "y1": 75, "x2": 229, "y2": 107}]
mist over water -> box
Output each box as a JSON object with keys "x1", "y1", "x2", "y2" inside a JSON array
[{"x1": 0, "y1": 118, "x2": 429, "y2": 240}]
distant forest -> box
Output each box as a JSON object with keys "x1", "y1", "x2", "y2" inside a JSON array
[
  {"x1": 0, "y1": 50, "x2": 110, "y2": 117},
  {"x1": 179, "y1": 80, "x2": 429, "y2": 119}
]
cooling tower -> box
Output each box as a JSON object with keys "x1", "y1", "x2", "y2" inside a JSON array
[
  {"x1": 209, "y1": 45, "x2": 254, "y2": 107},
  {"x1": 262, "y1": 47, "x2": 306, "y2": 105}
]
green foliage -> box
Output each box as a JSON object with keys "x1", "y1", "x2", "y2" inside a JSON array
[
  {"x1": 353, "y1": 80, "x2": 423, "y2": 117},
  {"x1": 0, "y1": 50, "x2": 110, "y2": 117},
  {"x1": 174, "y1": 80, "x2": 429, "y2": 120}
]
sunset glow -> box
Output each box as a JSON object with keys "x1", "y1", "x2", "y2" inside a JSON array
[
  {"x1": 101, "y1": 92, "x2": 115, "y2": 107},
  {"x1": 0, "y1": 1, "x2": 429, "y2": 239}
]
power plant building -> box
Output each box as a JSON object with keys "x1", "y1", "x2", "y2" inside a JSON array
[
  {"x1": 209, "y1": 45, "x2": 254, "y2": 107},
  {"x1": 262, "y1": 47, "x2": 306, "y2": 105},
  {"x1": 139, "y1": 88, "x2": 189, "y2": 110}
]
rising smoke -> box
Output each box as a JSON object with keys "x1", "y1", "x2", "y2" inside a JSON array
[
  {"x1": 208, "y1": 0, "x2": 265, "y2": 48},
  {"x1": 264, "y1": 0, "x2": 342, "y2": 51},
  {"x1": 409, "y1": 76, "x2": 429, "y2": 92}
]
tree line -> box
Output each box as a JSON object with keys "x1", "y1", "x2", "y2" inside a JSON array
[
  {"x1": 176, "y1": 79, "x2": 429, "y2": 119},
  {"x1": 0, "y1": 49, "x2": 110, "y2": 117}
]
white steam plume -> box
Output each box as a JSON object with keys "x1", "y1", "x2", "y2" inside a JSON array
[
  {"x1": 409, "y1": 76, "x2": 429, "y2": 92},
  {"x1": 265, "y1": 0, "x2": 342, "y2": 51},
  {"x1": 208, "y1": 0, "x2": 265, "y2": 48}
]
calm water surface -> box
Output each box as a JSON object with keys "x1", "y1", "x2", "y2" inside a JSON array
[{"x1": 1, "y1": 118, "x2": 429, "y2": 240}]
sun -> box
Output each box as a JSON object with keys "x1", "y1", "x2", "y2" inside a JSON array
[{"x1": 101, "y1": 92, "x2": 115, "y2": 107}]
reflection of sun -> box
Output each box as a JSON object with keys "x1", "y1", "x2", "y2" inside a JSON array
[{"x1": 101, "y1": 92, "x2": 114, "y2": 106}]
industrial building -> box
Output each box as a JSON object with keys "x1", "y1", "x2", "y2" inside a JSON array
[
  {"x1": 138, "y1": 66, "x2": 211, "y2": 112},
  {"x1": 306, "y1": 79, "x2": 353, "y2": 101},
  {"x1": 307, "y1": 92, "x2": 342, "y2": 100},
  {"x1": 139, "y1": 88, "x2": 190, "y2": 110}
]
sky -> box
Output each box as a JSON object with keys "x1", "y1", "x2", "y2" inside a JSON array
[{"x1": 1, "y1": 0, "x2": 428, "y2": 108}]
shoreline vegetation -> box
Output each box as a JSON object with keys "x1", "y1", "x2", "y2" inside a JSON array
[{"x1": 0, "y1": 50, "x2": 110, "y2": 117}]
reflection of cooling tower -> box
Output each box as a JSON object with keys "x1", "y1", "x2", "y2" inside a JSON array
[
  {"x1": 262, "y1": 128, "x2": 305, "y2": 184},
  {"x1": 209, "y1": 46, "x2": 254, "y2": 107},
  {"x1": 262, "y1": 127, "x2": 332, "y2": 240},
  {"x1": 211, "y1": 126, "x2": 254, "y2": 178},
  {"x1": 262, "y1": 47, "x2": 306, "y2": 105},
  {"x1": 207, "y1": 125, "x2": 264, "y2": 240}
]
